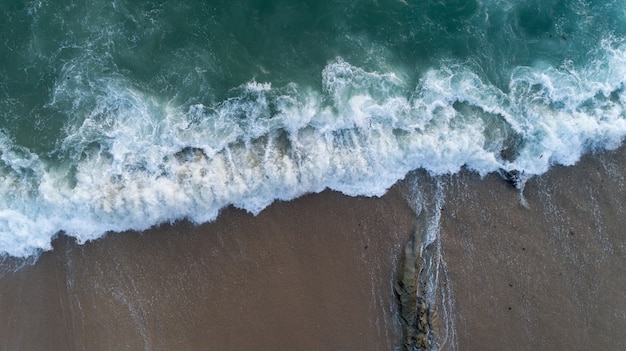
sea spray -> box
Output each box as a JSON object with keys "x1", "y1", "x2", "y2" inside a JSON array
[{"x1": 1, "y1": 0, "x2": 626, "y2": 257}]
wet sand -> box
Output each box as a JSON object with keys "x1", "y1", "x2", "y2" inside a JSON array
[
  {"x1": 0, "y1": 188, "x2": 416, "y2": 351},
  {"x1": 439, "y1": 146, "x2": 626, "y2": 350},
  {"x1": 1, "y1": 146, "x2": 625, "y2": 350}
]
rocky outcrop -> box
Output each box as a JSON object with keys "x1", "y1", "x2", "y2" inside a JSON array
[{"x1": 395, "y1": 221, "x2": 438, "y2": 350}]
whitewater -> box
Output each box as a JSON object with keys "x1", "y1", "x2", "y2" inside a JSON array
[{"x1": 1, "y1": 0, "x2": 626, "y2": 257}]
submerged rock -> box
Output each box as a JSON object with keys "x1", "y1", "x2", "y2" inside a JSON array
[{"x1": 499, "y1": 168, "x2": 523, "y2": 189}]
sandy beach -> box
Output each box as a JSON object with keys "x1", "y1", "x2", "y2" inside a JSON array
[
  {"x1": 0, "y1": 146, "x2": 625, "y2": 351},
  {"x1": 439, "y1": 146, "x2": 626, "y2": 350},
  {"x1": 0, "y1": 188, "x2": 416, "y2": 350},
  {"x1": 2, "y1": 1, "x2": 626, "y2": 350}
]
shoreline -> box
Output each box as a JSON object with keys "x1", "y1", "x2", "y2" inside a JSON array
[
  {"x1": 0, "y1": 187, "x2": 417, "y2": 350},
  {"x1": 438, "y1": 145, "x2": 626, "y2": 350},
  {"x1": 0, "y1": 145, "x2": 625, "y2": 350}
]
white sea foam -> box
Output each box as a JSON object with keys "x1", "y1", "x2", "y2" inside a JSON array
[{"x1": 1, "y1": 42, "x2": 626, "y2": 257}]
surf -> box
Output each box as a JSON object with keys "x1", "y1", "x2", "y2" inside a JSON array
[{"x1": 1, "y1": 0, "x2": 626, "y2": 257}]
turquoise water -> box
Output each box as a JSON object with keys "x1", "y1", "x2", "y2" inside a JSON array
[{"x1": 1, "y1": 0, "x2": 625, "y2": 257}]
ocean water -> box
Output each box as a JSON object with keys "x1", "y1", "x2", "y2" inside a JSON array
[{"x1": 1, "y1": 0, "x2": 625, "y2": 257}]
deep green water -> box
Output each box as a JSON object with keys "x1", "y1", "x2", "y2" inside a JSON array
[{"x1": 1, "y1": 0, "x2": 626, "y2": 256}]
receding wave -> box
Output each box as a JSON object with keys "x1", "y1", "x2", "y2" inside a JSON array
[{"x1": 1, "y1": 36, "x2": 625, "y2": 257}]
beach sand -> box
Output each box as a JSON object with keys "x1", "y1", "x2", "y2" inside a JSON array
[
  {"x1": 0, "y1": 147, "x2": 625, "y2": 350},
  {"x1": 439, "y1": 146, "x2": 626, "y2": 350},
  {"x1": 0, "y1": 188, "x2": 416, "y2": 351}
]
